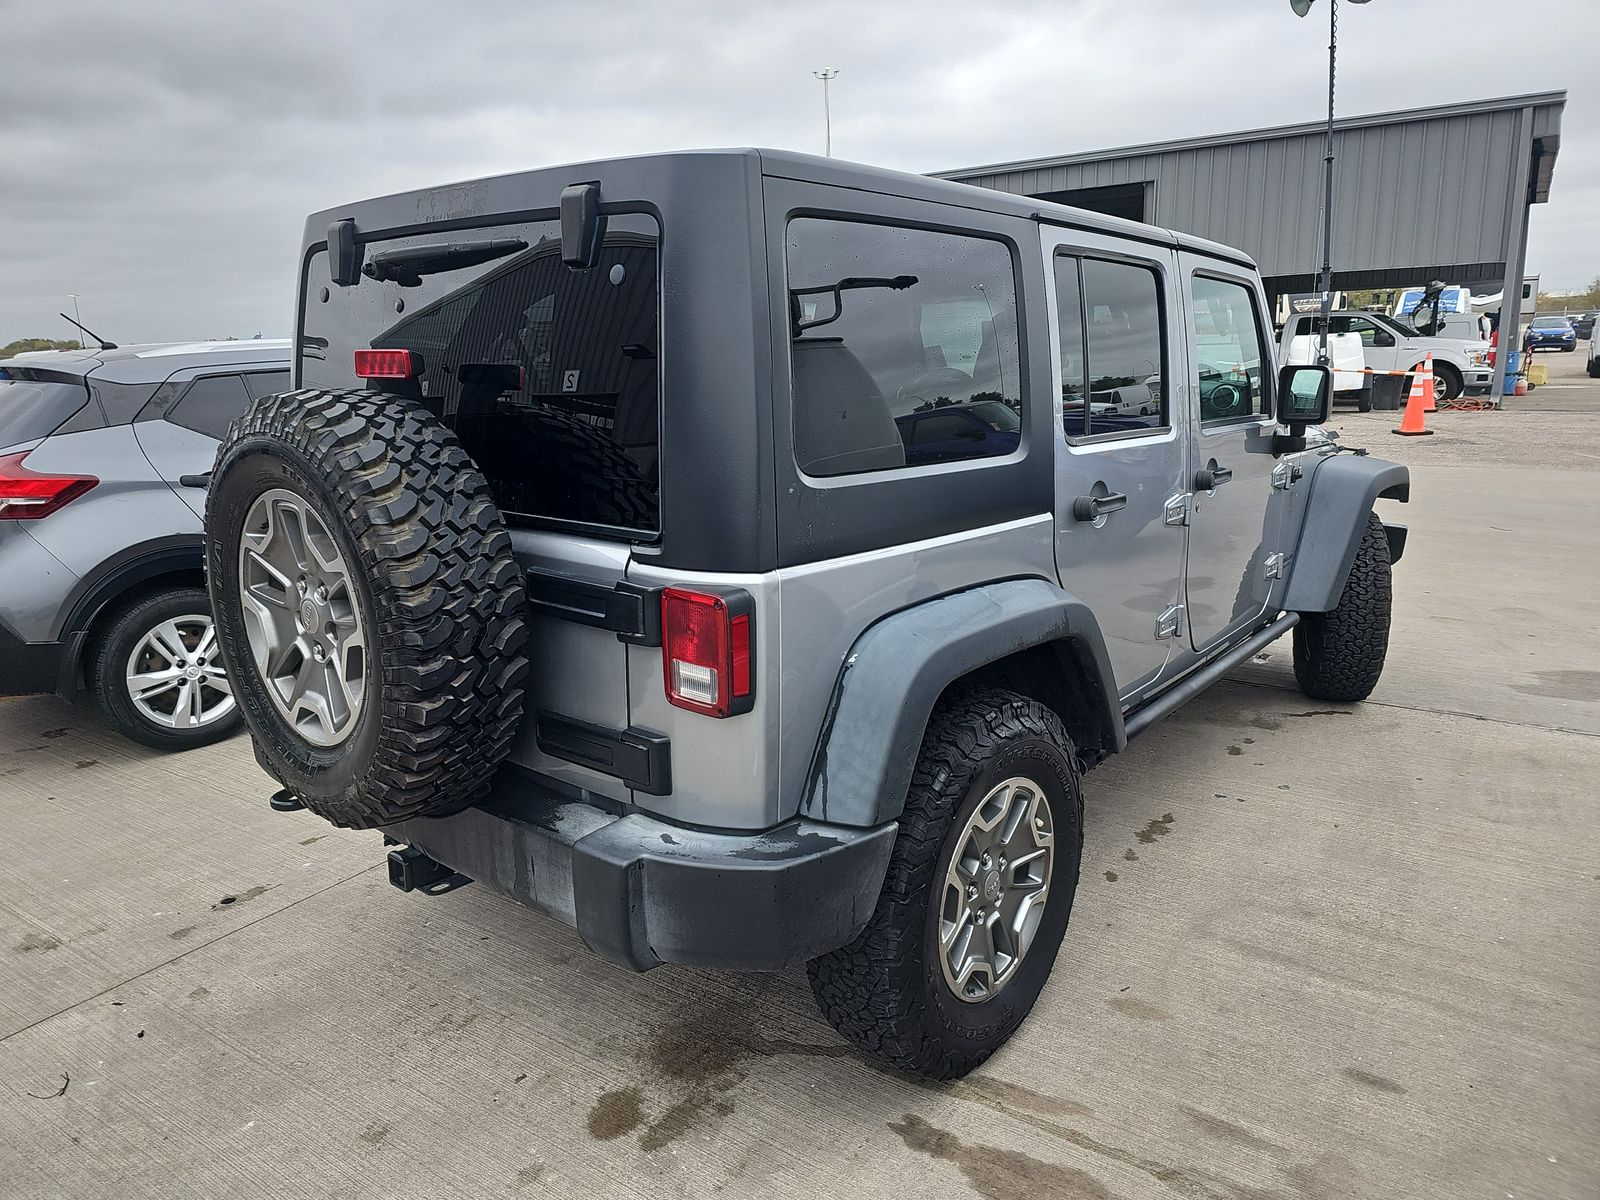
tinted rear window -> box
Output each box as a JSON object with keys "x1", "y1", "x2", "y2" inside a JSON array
[
  {"x1": 301, "y1": 214, "x2": 661, "y2": 535},
  {"x1": 0, "y1": 371, "x2": 89, "y2": 449}
]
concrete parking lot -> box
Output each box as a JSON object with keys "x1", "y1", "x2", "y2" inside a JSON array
[{"x1": 3, "y1": 351, "x2": 1598, "y2": 1200}]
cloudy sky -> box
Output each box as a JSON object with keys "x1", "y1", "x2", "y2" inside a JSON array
[{"x1": 2, "y1": 0, "x2": 1595, "y2": 345}]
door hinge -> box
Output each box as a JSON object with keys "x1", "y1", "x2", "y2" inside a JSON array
[
  {"x1": 1271, "y1": 461, "x2": 1304, "y2": 490},
  {"x1": 1264, "y1": 552, "x2": 1288, "y2": 579},
  {"x1": 1163, "y1": 494, "x2": 1190, "y2": 527},
  {"x1": 1156, "y1": 604, "x2": 1185, "y2": 639}
]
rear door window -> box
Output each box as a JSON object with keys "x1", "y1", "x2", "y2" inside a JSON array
[
  {"x1": 0, "y1": 371, "x2": 90, "y2": 450},
  {"x1": 1058, "y1": 257, "x2": 1167, "y2": 439},
  {"x1": 302, "y1": 214, "x2": 661, "y2": 535}
]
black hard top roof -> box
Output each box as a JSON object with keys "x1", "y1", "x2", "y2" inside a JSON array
[{"x1": 304, "y1": 148, "x2": 1257, "y2": 272}]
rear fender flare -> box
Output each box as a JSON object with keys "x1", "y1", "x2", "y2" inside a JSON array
[
  {"x1": 800, "y1": 578, "x2": 1123, "y2": 828},
  {"x1": 1283, "y1": 455, "x2": 1409, "y2": 614}
]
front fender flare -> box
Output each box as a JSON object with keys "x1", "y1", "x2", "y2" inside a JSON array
[
  {"x1": 800, "y1": 578, "x2": 1123, "y2": 828},
  {"x1": 1283, "y1": 455, "x2": 1409, "y2": 614}
]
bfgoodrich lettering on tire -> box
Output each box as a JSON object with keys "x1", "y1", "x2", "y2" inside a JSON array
[
  {"x1": 807, "y1": 687, "x2": 1084, "y2": 1079},
  {"x1": 206, "y1": 388, "x2": 528, "y2": 829}
]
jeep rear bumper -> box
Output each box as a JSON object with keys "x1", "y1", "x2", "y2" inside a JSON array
[{"x1": 382, "y1": 768, "x2": 897, "y2": 972}]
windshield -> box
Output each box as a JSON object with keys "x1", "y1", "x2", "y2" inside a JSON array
[
  {"x1": 0, "y1": 373, "x2": 89, "y2": 450},
  {"x1": 965, "y1": 400, "x2": 1021, "y2": 432},
  {"x1": 1531, "y1": 317, "x2": 1570, "y2": 329},
  {"x1": 1368, "y1": 312, "x2": 1417, "y2": 337}
]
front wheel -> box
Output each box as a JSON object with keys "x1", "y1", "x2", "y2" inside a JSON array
[
  {"x1": 88, "y1": 586, "x2": 242, "y2": 751},
  {"x1": 807, "y1": 687, "x2": 1083, "y2": 1079},
  {"x1": 1294, "y1": 512, "x2": 1392, "y2": 702}
]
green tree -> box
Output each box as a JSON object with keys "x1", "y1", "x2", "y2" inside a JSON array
[{"x1": 1, "y1": 337, "x2": 82, "y2": 357}]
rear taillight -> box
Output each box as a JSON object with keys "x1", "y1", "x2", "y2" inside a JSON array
[
  {"x1": 353, "y1": 348, "x2": 419, "y2": 379},
  {"x1": 0, "y1": 451, "x2": 97, "y2": 519},
  {"x1": 661, "y1": 587, "x2": 754, "y2": 717}
]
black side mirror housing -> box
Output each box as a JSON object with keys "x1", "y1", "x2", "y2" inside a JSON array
[
  {"x1": 560, "y1": 182, "x2": 606, "y2": 269},
  {"x1": 1274, "y1": 363, "x2": 1332, "y2": 454}
]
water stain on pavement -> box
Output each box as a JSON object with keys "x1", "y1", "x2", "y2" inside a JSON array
[
  {"x1": 587, "y1": 1087, "x2": 644, "y2": 1140},
  {"x1": 1250, "y1": 715, "x2": 1283, "y2": 731},
  {"x1": 1343, "y1": 1067, "x2": 1408, "y2": 1095},
  {"x1": 1134, "y1": 814, "x2": 1174, "y2": 844},
  {"x1": 1509, "y1": 669, "x2": 1600, "y2": 701},
  {"x1": 1178, "y1": 1105, "x2": 1290, "y2": 1157},
  {"x1": 212, "y1": 885, "x2": 271, "y2": 910},
  {"x1": 359, "y1": 1122, "x2": 389, "y2": 1146},
  {"x1": 888, "y1": 1114, "x2": 1117, "y2": 1200},
  {"x1": 1104, "y1": 871, "x2": 1119, "y2": 882},
  {"x1": 14, "y1": 932, "x2": 62, "y2": 953},
  {"x1": 1107, "y1": 996, "x2": 1170, "y2": 1022}
]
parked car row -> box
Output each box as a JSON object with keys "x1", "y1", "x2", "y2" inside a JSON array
[{"x1": 0, "y1": 340, "x2": 290, "y2": 748}]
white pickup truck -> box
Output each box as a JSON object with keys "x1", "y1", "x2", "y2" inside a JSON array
[{"x1": 1279, "y1": 309, "x2": 1494, "y2": 404}]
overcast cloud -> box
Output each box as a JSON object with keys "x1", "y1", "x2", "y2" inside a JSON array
[{"x1": 2, "y1": 0, "x2": 1595, "y2": 344}]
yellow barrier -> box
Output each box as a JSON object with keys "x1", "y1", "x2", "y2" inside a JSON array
[{"x1": 1527, "y1": 361, "x2": 1549, "y2": 386}]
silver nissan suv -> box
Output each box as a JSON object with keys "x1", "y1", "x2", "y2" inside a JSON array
[{"x1": 0, "y1": 340, "x2": 289, "y2": 749}]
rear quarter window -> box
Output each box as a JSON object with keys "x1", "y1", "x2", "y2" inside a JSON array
[{"x1": 0, "y1": 371, "x2": 90, "y2": 450}]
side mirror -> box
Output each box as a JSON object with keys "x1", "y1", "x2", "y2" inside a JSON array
[
  {"x1": 1274, "y1": 364, "x2": 1330, "y2": 453},
  {"x1": 1373, "y1": 330, "x2": 1396, "y2": 347}
]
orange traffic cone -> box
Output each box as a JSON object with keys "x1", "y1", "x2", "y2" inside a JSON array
[
  {"x1": 1418, "y1": 352, "x2": 1439, "y2": 413},
  {"x1": 1393, "y1": 364, "x2": 1434, "y2": 436}
]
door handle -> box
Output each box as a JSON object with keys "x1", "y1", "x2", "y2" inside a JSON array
[
  {"x1": 1193, "y1": 465, "x2": 1232, "y2": 491},
  {"x1": 1072, "y1": 491, "x2": 1128, "y2": 522},
  {"x1": 178, "y1": 472, "x2": 212, "y2": 489}
]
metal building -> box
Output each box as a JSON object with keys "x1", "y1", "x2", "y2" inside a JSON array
[{"x1": 939, "y1": 90, "x2": 1565, "y2": 394}]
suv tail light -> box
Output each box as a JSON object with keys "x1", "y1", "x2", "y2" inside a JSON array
[
  {"x1": 0, "y1": 451, "x2": 97, "y2": 519},
  {"x1": 661, "y1": 587, "x2": 754, "y2": 717},
  {"x1": 354, "y1": 348, "x2": 419, "y2": 379}
]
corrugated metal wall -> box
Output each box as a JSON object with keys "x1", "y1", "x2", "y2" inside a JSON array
[{"x1": 944, "y1": 94, "x2": 1564, "y2": 289}]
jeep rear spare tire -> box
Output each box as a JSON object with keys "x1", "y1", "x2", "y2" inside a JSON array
[{"x1": 206, "y1": 388, "x2": 528, "y2": 829}]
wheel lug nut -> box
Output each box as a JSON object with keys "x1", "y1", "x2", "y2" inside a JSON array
[
  {"x1": 315, "y1": 586, "x2": 328, "y2": 604},
  {"x1": 966, "y1": 884, "x2": 977, "y2": 901},
  {"x1": 313, "y1": 644, "x2": 326, "y2": 662}
]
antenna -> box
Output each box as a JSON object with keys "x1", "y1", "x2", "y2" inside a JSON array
[{"x1": 59, "y1": 312, "x2": 117, "y2": 350}]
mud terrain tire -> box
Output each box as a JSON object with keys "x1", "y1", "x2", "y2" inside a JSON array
[{"x1": 206, "y1": 388, "x2": 528, "y2": 828}]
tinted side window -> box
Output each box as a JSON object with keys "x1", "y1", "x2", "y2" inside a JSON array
[
  {"x1": 1191, "y1": 276, "x2": 1269, "y2": 423},
  {"x1": 1059, "y1": 258, "x2": 1166, "y2": 438},
  {"x1": 168, "y1": 374, "x2": 251, "y2": 440},
  {"x1": 786, "y1": 218, "x2": 1022, "y2": 477},
  {"x1": 244, "y1": 371, "x2": 290, "y2": 399}
]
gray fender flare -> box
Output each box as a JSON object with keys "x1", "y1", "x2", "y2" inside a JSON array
[
  {"x1": 800, "y1": 578, "x2": 1124, "y2": 828},
  {"x1": 1282, "y1": 455, "x2": 1410, "y2": 614}
]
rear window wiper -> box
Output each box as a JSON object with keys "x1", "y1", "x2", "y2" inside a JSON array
[{"x1": 362, "y1": 238, "x2": 529, "y2": 287}]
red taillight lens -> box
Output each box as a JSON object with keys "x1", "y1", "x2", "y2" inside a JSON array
[
  {"x1": 0, "y1": 452, "x2": 98, "y2": 520},
  {"x1": 661, "y1": 588, "x2": 754, "y2": 717},
  {"x1": 353, "y1": 348, "x2": 418, "y2": 379}
]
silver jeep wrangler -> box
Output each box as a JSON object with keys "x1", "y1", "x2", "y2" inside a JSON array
[{"x1": 205, "y1": 150, "x2": 1407, "y2": 1079}]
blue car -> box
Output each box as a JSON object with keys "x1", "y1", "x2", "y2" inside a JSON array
[
  {"x1": 895, "y1": 400, "x2": 1021, "y2": 466},
  {"x1": 1524, "y1": 315, "x2": 1577, "y2": 352}
]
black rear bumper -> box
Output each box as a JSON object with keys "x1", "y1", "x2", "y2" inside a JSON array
[{"x1": 383, "y1": 768, "x2": 897, "y2": 972}]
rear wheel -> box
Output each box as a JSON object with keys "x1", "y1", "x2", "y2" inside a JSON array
[
  {"x1": 207, "y1": 388, "x2": 528, "y2": 829},
  {"x1": 807, "y1": 687, "x2": 1083, "y2": 1079},
  {"x1": 88, "y1": 586, "x2": 241, "y2": 751},
  {"x1": 1294, "y1": 512, "x2": 1392, "y2": 702}
]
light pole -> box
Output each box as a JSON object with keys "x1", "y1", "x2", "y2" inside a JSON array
[
  {"x1": 812, "y1": 67, "x2": 840, "y2": 157},
  {"x1": 68, "y1": 294, "x2": 83, "y2": 347},
  {"x1": 1291, "y1": 0, "x2": 1371, "y2": 365}
]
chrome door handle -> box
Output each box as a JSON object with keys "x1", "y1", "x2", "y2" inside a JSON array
[{"x1": 1072, "y1": 491, "x2": 1128, "y2": 522}]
